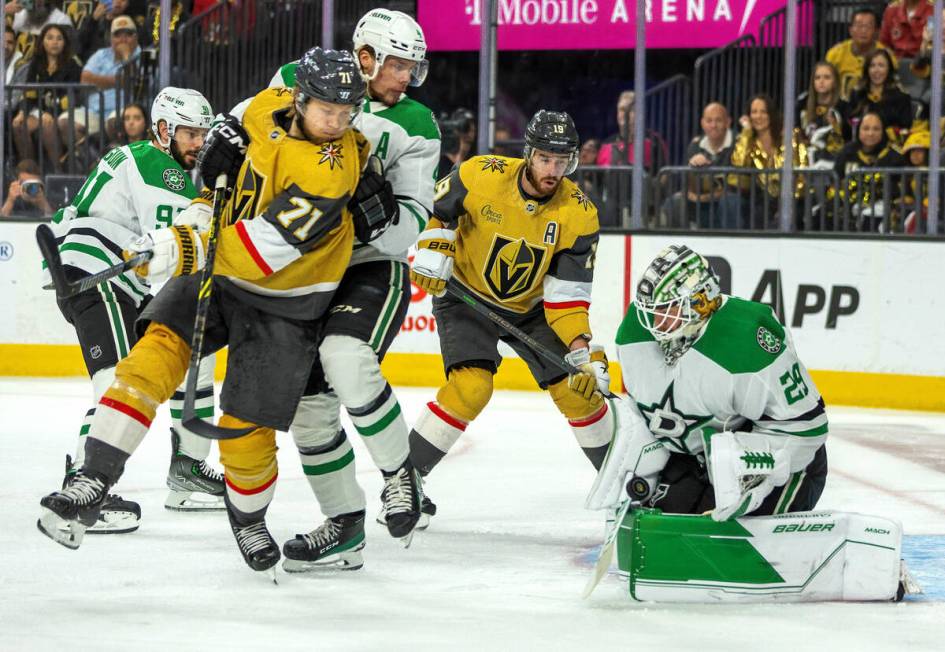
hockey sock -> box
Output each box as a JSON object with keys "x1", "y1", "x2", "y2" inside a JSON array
[
  {"x1": 296, "y1": 430, "x2": 366, "y2": 517},
  {"x1": 169, "y1": 353, "x2": 215, "y2": 459},
  {"x1": 84, "y1": 382, "x2": 159, "y2": 482},
  {"x1": 218, "y1": 415, "x2": 278, "y2": 519},
  {"x1": 72, "y1": 408, "x2": 95, "y2": 469},
  {"x1": 568, "y1": 403, "x2": 613, "y2": 470},
  {"x1": 408, "y1": 402, "x2": 467, "y2": 476},
  {"x1": 347, "y1": 383, "x2": 409, "y2": 473}
]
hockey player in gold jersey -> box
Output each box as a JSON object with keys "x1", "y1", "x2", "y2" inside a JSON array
[
  {"x1": 37, "y1": 49, "x2": 399, "y2": 576},
  {"x1": 407, "y1": 110, "x2": 613, "y2": 523}
]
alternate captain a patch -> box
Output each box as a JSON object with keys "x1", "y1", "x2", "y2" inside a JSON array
[{"x1": 483, "y1": 234, "x2": 546, "y2": 301}]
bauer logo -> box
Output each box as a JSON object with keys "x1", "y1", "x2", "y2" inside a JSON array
[
  {"x1": 773, "y1": 523, "x2": 835, "y2": 533},
  {"x1": 0, "y1": 241, "x2": 13, "y2": 261}
]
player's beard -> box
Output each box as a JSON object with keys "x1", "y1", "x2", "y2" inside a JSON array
[
  {"x1": 524, "y1": 164, "x2": 561, "y2": 198},
  {"x1": 169, "y1": 139, "x2": 198, "y2": 171}
]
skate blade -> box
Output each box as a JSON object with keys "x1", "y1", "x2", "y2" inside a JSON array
[
  {"x1": 268, "y1": 567, "x2": 278, "y2": 585},
  {"x1": 400, "y1": 530, "x2": 415, "y2": 549},
  {"x1": 164, "y1": 490, "x2": 226, "y2": 511},
  {"x1": 416, "y1": 513, "x2": 431, "y2": 530},
  {"x1": 81, "y1": 509, "x2": 140, "y2": 535},
  {"x1": 282, "y1": 548, "x2": 365, "y2": 573},
  {"x1": 898, "y1": 559, "x2": 923, "y2": 600},
  {"x1": 37, "y1": 509, "x2": 86, "y2": 550}
]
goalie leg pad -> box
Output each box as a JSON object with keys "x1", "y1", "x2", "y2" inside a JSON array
[
  {"x1": 618, "y1": 508, "x2": 903, "y2": 602},
  {"x1": 218, "y1": 415, "x2": 278, "y2": 518},
  {"x1": 320, "y1": 335, "x2": 409, "y2": 472}
]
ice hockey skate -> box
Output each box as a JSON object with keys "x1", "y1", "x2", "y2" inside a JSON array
[
  {"x1": 57, "y1": 455, "x2": 141, "y2": 537},
  {"x1": 165, "y1": 429, "x2": 226, "y2": 511},
  {"x1": 282, "y1": 511, "x2": 366, "y2": 572},
  {"x1": 37, "y1": 469, "x2": 110, "y2": 549},
  {"x1": 225, "y1": 500, "x2": 280, "y2": 579},
  {"x1": 377, "y1": 493, "x2": 436, "y2": 534},
  {"x1": 375, "y1": 462, "x2": 426, "y2": 546}
]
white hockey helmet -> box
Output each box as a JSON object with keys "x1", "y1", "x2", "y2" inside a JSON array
[
  {"x1": 150, "y1": 87, "x2": 214, "y2": 148},
  {"x1": 352, "y1": 8, "x2": 428, "y2": 87}
]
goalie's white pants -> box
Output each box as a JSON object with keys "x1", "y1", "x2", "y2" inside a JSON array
[{"x1": 620, "y1": 510, "x2": 905, "y2": 602}]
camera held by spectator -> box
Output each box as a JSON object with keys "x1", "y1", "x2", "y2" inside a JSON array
[{"x1": 1, "y1": 159, "x2": 54, "y2": 218}]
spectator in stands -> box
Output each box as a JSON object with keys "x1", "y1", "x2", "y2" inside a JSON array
[
  {"x1": 909, "y1": 8, "x2": 945, "y2": 106},
  {"x1": 834, "y1": 112, "x2": 905, "y2": 230},
  {"x1": 900, "y1": 130, "x2": 931, "y2": 232},
  {"x1": 9, "y1": 1, "x2": 73, "y2": 60},
  {"x1": 797, "y1": 62, "x2": 849, "y2": 167},
  {"x1": 72, "y1": 1, "x2": 145, "y2": 63},
  {"x1": 1, "y1": 159, "x2": 53, "y2": 217},
  {"x1": 660, "y1": 102, "x2": 735, "y2": 229},
  {"x1": 596, "y1": 90, "x2": 667, "y2": 173},
  {"x1": 492, "y1": 124, "x2": 514, "y2": 156},
  {"x1": 846, "y1": 49, "x2": 914, "y2": 145},
  {"x1": 880, "y1": 0, "x2": 934, "y2": 59},
  {"x1": 11, "y1": 23, "x2": 82, "y2": 171},
  {"x1": 5, "y1": 25, "x2": 25, "y2": 83},
  {"x1": 58, "y1": 14, "x2": 140, "y2": 147},
  {"x1": 827, "y1": 7, "x2": 891, "y2": 99},
  {"x1": 728, "y1": 94, "x2": 807, "y2": 229},
  {"x1": 579, "y1": 138, "x2": 600, "y2": 166},
  {"x1": 109, "y1": 101, "x2": 149, "y2": 148},
  {"x1": 437, "y1": 111, "x2": 471, "y2": 180},
  {"x1": 142, "y1": 0, "x2": 189, "y2": 48}
]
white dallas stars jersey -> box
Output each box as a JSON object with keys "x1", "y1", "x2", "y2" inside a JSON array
[
  {"x1": 46, "y1": 140, "x2": 198, "y2": 306},
  {"x1": 615, "y1": 296, "x2": 828, "y2": 473},
  {"x1": 270, "y1": 61, "x2": 440, "y2": 265}
]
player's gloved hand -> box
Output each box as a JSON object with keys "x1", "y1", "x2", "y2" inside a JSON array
[
  {"x1": 197, "y1": 113, "x2": 248, "y2": 191},
  {"x1": 173, "y1": 201, "x2": 212, "y2": 232},
  {"x1": 124, "y1": 225, "x2": 205, "y2": 283},
  {"x1": 410, "y1": 228, "x2": 456, "y2": 297},
  {"x1": 565, "y1": 345, "x2": 610, "y2": 399},
  {"x1": 349, "y1": 156, "x2": 398, "y2": 243},
  {"x1": 708, "y1": 431, "x2": 790, "y2": 521}
]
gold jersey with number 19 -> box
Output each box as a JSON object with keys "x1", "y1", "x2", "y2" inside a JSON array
[
  {"x1": 209, "y1": 86, "x2": 371, "y2": 319},
  {"x1": 431, "y1": 155, "x2": 599, "y2": 346}
]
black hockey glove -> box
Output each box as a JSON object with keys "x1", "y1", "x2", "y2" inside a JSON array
[
  {"x1": 197, "y1": 114, "x2": 249, "y2": 191},
  {"x1": 349, "y1": 164, "x2": 398, "y2": 244}
]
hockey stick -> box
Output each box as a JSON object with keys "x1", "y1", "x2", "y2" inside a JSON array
[
  {"x1": 181, "y1": 175, "x2": 255, "y2": 440},
  {"x1": 36, "y1": 223, "x2": 152, "y2": 299},
  {"x1": 581, "y1": 498, "x2": 633, "y2": 599}
]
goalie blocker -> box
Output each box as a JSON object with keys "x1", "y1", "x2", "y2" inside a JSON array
[{"x1": 614, "y1": 508, "x2": 916, "y2": 602}]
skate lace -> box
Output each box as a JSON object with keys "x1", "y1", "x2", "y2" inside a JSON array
[
  {"x1": 382, "y1": 468, "x2": 415, "y2": 515},
  {"x1": 234, "y1": 521, "x2": 273, "y2": 555},
  {"x1": 62, "y1": 474, "x2": 105, "y2": 506},
  {"x1": 301, "y1": 519, "x2": 342, "y2": 550},
  {"x1": 195, "y1": 460, "x2": 223, "y2": 483}
]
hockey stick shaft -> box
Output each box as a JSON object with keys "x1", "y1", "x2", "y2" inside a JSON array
[
  {"x1": 36, "y1": 223, "x2": 152, "y2": 298},
  {"x1": 182, "y1": 175, "x2": 255, "y2": 440}
]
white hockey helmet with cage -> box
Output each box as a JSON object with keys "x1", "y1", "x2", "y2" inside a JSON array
[
  {"x1": 635, "y1": 245, "x2": 722, "y2": 363},
  {"x1": 150, "y1": 87, "x2": 213, "y2": 149},
  {"x1": 352, "y1": 8, "x2": 428, "y2": 87}
]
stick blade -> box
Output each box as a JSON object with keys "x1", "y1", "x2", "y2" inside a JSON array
[
  {"x1": 181, "y1": 416, "x2": 255, "y2": 440},
  {"x1": 36, "y1": 224, "x2": 67, "y2": 295},
  {"x1": 581, "y1": 540, "x2": 615, "y2": 599}
]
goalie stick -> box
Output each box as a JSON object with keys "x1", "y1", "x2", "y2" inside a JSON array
[
  {"x1": 36, "y1": 223, "x2": 152, "y2": 299},
  {"x1": 181, "y1": 174, "x2": 255, "y2": 440}
]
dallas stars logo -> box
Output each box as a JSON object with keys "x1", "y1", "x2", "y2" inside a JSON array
[
  {"x1": 571, "y1": 188, "x2": 590, "y2": 211},
  {"x1": 163, "y1": 168, "x2": 186, "y2": 192},
  {"x1": 318, "y1": 142, "x2": 344, "y2": 170},
  {"x1": 480, "y1": 156, "x2": 507, "y2": 173},
  {"x1": 637, "y1": 382, "x2": 714, "y2": 454}
]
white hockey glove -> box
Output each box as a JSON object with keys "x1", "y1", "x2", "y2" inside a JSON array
[
  {"x1": 173, "y1": 201, "x2": 212, "y2": 233},
  {"x1": 124, "y1": 224, "x2": 205, "y2": 283},
  {"x1": 585, "y1": 399, "x2": 670, "y2": 510},
  {"x1": 410, "y1": 228, "x2": 456, "y2": 297},
  {"x1": 708, "y1": 431, "x2": 790, "y2": 521},
  {"x1": 565, "y1": 345, "x2": 610, "y2": 399}
]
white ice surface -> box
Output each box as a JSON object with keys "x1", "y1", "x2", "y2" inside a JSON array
[{"x1": 1, "y1": 378, "x2": 943, "y2": 651}]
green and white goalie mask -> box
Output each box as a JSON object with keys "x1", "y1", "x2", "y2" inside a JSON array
[{"x1": 635, "y1": 244, "x2": 722, "y2": 365}]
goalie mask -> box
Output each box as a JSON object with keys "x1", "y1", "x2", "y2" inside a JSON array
[
  {"x1": 635, "y1": 245, "x2": 722, "y2": 365},
  {"x1": 524, "y1": 110, "x2": 580, "y2": 175},
  {"x1": 353, "y1": 8, "x2": 429, "y2": 87},
  {"x1": 294, "y1": 47, "x2": 367, "y2": 121}
]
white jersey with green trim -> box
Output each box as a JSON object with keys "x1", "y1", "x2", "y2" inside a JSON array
[
  {"x1": 615, "y1": 295, "x2": 828, "y2": 473},
  {"x1": 45, "y1": 140, "x2": 198, "y2": 306},
  {"x1": 269, "y1": 61, "x2": 440, "y2": 266}
]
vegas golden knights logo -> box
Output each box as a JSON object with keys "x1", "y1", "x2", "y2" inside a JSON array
[
  {"x1": 229, "y1": 165, "x2": 265, "y2": 226},
  {"x1": 483, "y1": 235, "x2": 546, "y2": 301}
]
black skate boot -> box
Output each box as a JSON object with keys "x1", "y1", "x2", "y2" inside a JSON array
[
  {"x1": 282, "y1": 511, "x2": 366, "y2": 572},
  {"x1": 378, "y1": 461, "x2": 424, "y2": 545},
  {"x1": 38, "y1": 469, "x2": 110, "y2": 549},
  {"x1": 225, "y1": 501, "x2": 280, "y2": 578},
  {"x1": 61, "y1": 455, "x2": 140, "y2": 535},
  {"x1": 165, "y1": 429, "x2": 226, "y2": 511}
]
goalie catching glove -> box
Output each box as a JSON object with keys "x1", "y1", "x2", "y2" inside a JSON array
[
  {"x1": 410, "y1": 228, "x2": 456, "y2": 297},
  {"x1": 349, "y1": 156, "x2": 398, "y2": 243},
  {"x1": 564, "y1": 344, "x2": 610, "y2": 399},
  {"x1": 124, "y1": 224, "x2": 205, "y2": 283}
]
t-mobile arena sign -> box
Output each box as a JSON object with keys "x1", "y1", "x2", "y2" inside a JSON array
[{"x1": 418, "y1": 0, "x2": 788, "y2": 50}]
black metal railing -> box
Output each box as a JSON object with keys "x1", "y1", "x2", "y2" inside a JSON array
[
  {"x1": 693, "y1": 34, "x2": 757, "y2": 127},
  {"x1": 645, "y1": 75, "x2": 692, "y2": 166}
]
